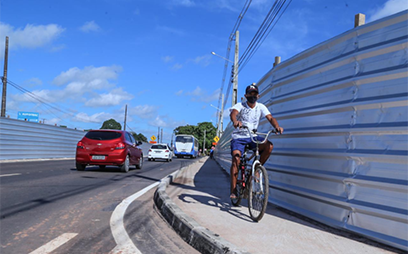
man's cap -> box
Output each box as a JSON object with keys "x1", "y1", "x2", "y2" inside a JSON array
[{"x1": 245, "y1": 84, "x2": 259, "y2": 94}]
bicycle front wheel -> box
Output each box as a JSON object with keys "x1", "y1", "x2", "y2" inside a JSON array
[{"x1": 248, "y1": 165, "x2": 269, "y2": 222}]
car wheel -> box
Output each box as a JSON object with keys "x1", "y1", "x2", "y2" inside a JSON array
[
  {"x1": 120, "y1": 155, "x2": 130, "y2": 173},
  {"x1": 76, "y1": 163, "x2": 86, "y2": 171},
  {"x1": 136, "y1": 156, "x2": 143, "y2": 169},
  {"x1": 99, "y1": 165, "x2": 106, "y2": 170}
]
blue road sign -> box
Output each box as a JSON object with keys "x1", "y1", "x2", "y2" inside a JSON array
[{"x1": 17, "y1": 111, "x2": 39, "y2": 122}]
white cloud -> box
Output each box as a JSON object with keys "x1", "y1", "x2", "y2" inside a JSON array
[
  {"x1": 175, "y1": 90, "x2": 183, "y2": 96},
  {"x1": 162, "y1": 56, "x2": 174, "y2": 63},
  {"x1": 53, "y1": 65, "x2": 122, "y2": 87},
  {"x1": 171, "y1": 0, "x2": 195, "y2": 7},
  {"x1": 50, "y1": 44, "x2": 66, "y2": 52},
  {"x1": 79, "y1": 21, "x2": 101, "y2": 33},
  {"x1": 368, "y1": 0, "x2": 408, "y2": 22},
  {"x1": 186, "y1": 87, "x2": 220, "y2": 102},
  {"x1": 172, "y1": 63, "x2": 183, "y2": 70},
  {"x1": 85, "y1": 88, "x2": 133, "y2": 107},
  {"x1": 189, "y1": 55, "x2": 212, "y2": 67},
  {"x1": 129, "y1": 105, "x2": 158, "y2": 119},
  {"x1": 157, "y1": 26, "x2": 185, "y2": 36},
  {"x1": 24, "y1": 77, "x2": 43, "y2": 87},
  {"x1": 0, "y1": 23, "x2": 65, "y2": 53},
  {"x1": 73, "y1": 112, "x2": 116, "y2": 123}
]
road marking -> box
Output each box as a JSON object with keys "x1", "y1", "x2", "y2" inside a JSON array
[
  {"x1": 29, "y1": 233, "x2": 78, "y2": 254},
  {"x1": 109, "y1": 181, "x2": 160, "y2": 254},
  {"x1": 0, "y1": 173, "x2": 22, "y2": 178}
]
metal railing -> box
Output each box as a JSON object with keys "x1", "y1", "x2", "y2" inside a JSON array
[
  {"x1": 0, "y1": 118, "x2": 86, "y2": 160},
  {"x1": 215, "y1": 10, "x2": 408, "y2": 251}
]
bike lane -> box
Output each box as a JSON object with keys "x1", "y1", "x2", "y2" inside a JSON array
[{"x1": 159, "y1": 158, "x2": 400, "y2": 254}]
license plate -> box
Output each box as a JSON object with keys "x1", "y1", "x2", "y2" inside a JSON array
[
  {"x1": 156, "y1": 151, "x2": 162, "y2": 153},
  {"x1": 92, "y1": 155, "x2": 106, "y2": 160}
]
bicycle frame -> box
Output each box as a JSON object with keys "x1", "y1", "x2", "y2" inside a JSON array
[{"x1": 242, "y1": 127, "x2": 276, "y2": 178}]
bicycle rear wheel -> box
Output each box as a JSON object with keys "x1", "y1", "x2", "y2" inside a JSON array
[
  {"x1": 248, "y1": 165, "x2": 269, "y2": 222},
  {"x1": 231, "y1": 167, "x2": 243, "y2": 206}
]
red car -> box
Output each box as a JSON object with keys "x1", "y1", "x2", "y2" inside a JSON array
[{"x1": 75, "y1": 130, "x2": 143, "y2": 173}]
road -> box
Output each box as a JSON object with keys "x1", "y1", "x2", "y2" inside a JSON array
[{"x1": 0, "y1": 158, "x2": 199, "y2": 254}]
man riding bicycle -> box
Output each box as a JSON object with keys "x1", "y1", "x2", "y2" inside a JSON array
[{"x1": 229, "y1": 84, "x2": 283, "y2": 199}]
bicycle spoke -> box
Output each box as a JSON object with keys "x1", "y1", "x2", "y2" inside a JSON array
[{"x1": 248, "y1": 165, "x2": 269, "y2": 222}]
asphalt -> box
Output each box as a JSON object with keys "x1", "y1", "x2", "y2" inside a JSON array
[{"x1": 154, "y1": 157, "x2": 400, "y2": 254}]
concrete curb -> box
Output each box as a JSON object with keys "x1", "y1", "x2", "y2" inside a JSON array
[{"x1": 153, "y1": 159, "x2": 251, "y2": 254}]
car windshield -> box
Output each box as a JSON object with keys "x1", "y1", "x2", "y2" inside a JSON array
[
  {"x1": 176, "y1": 136, "x2": 192, "y2": 143},
  {"x1": 85, "y1": 131, "x2": 122, "y2": 140},
  {"x1": 151, "y1": 145, "x2": 167, "y2": 149}
]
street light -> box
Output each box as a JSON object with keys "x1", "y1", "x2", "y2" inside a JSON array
[{"x1": 211, "y1": 52, "x2": 233, "y2": 63}]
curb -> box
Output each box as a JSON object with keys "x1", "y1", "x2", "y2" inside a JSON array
[{"x1": 153, "y1": 159, "x2": 251, "y2": 254}]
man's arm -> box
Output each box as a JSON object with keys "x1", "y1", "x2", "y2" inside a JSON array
[
  {"x1": 266, "y1": 114, "x2": 283, "y2": 134},
  {"x1": 230, "y1": 109, "x2": 242, "y2": 128}
]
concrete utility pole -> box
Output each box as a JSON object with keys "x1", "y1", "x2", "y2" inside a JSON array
[
  {"x1": 1, "y1": 36, "x2": 9, "y2": 117},
  {"x1": 203, "y1": 129, "x2": 207, "y2": 153},
  {"x1": 232, "y1": 30, "x2": 239, "y2": 106},
  {"x1": 355, "y1": 13, "x2": 366, "y2": 28},
  {"x1": 157, "y1": 127, "x2": 160, "y2": 143},
  {"x1": 219, "y1": 93, "x2": 224, "y2": 136},
  {"x1": 161, "y1": 128, "x2": 163, "y2": 143},
  {"x1": 124, "y1": 104, "x2": 127, "y2": 130}
]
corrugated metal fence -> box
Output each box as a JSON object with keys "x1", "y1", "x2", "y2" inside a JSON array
[
  {"x1": 0, "y1": 118, "x2": 86, "y2": 160},
  {"x1": 215, "y1": 10, "x2": 408, "y2": 251}
]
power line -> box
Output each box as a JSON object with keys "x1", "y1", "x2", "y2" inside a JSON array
[
  {"x1": 238, "y1": 0, "x2": 292, "y2": 74},
  {"x1": 4, "y1": 78, "x2": 91, "y2": 123},
  {"x1": 216, "y1": 0, "x2": 253, "y2": 120}
]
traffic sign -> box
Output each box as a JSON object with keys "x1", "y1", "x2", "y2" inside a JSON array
[
  {"x1": 18, "y1": 111, "x2": 39, "y2": 122},
  {"x1": 151, "y1": 135, "x2": 156, "y2": 141},
  {"x1": 213, "y1": 136, "x2": 219, "y2": 142},
  {"x1": 149, "y1": 141, "x2": 157, "y2": 144}
]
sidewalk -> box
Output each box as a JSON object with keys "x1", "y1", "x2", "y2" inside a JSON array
[{"x1": 156, "y1": 158, "x2": 397, "y2": 254}]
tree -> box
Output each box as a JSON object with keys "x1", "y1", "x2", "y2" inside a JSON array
[
  {"x1": 100, "y1": 119, "x2": 122, "y2": 130},
  {"x1": 131, "y1": 132, "x2": 148, "y2": 142}
]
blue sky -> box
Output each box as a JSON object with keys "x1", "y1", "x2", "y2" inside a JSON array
[{"x1": 0, "y1": 0, "x2": 406, "y2": 143}]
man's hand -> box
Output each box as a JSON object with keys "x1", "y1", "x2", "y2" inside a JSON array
[
  {"x1": 233, "y1": 121, "x2": 242, "y2": 129},
  {"x1": 275, "y1": 126, "x2": 284, "y2": 134}
]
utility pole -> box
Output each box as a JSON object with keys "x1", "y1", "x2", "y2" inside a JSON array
[
  {"x1": 161, "y1": 128, "x2": 163, "y2": 143},
  {"x1": 232, "y1": 30, "x2": 239, "y2": 106},
  {"x1": 1, "y1": 36, "x2": 9, "y2": 117},
  {"x1": 220, "y1": 93, "x2": 224, "y2": 136},
  {"x1": 123, "y1": 104, "x2": 127, "y2": 130},
  {"x1": 203, "y1": 129, "x2": 206, "y2": 154},
  {"x1": 157, "y1": 127, "x2": 160, "y2": 143}
]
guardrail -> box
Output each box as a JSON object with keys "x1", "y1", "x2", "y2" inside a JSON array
[{"x1": 215, "y1": 10, "x2": 408, "y2": 251}]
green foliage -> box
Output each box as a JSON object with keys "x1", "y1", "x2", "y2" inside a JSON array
[
  {"x1": 131, "y1": 132, "x2": 148, "y2": 142},
  {"x1": 100, "y1": 119, "x2": 122, "y2": 130},
  {"x1": 174, "y1": 122, "x2": 217, "y2": 150}
]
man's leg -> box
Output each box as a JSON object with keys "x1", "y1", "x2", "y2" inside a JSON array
[
  {"x1": 259, "y1": 141, "x2": 273, "y2": 165},
  {"x1": 230, "y1": 150, "x2": 241, "y2": 197}
]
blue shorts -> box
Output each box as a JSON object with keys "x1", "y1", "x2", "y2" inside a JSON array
[{"x1": 230, "y1": 136, "x2": 267, "y2": 155}]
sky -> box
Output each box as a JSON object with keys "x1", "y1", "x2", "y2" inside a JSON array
[{"x1": 0, "y1": 0, "x2": 407, "y2": 143}]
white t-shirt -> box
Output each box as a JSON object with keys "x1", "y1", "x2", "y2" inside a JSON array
[{"x1": 230, "y1": 102, "x2": 271, "y2": 139}]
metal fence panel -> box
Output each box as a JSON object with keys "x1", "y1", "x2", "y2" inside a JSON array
[
  {"x1": 0, "y1": 118, "x2": 86, "y2": 160},
  {"x1": 215, "y1": 10, "x2": 408, "y2": 251}
]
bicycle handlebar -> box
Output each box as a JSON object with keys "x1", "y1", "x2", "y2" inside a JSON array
[{"x1": 241, "y1": 126, "x2": 277, "y2": 144}]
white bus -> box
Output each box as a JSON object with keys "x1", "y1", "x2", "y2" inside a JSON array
[{"x1": 174, "y1": 134, "x2": 199, "y2": 158}]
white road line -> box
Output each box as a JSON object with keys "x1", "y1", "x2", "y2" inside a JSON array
[
  {"x1": 0, "y1": 173, "x2": 22, "y2": 178},
  {"x1": 29, "y1": 233, "x2": 78, "y2": 254},
  {"x1": 109, "y1": 181, "x2": 160, "y2": 254}
]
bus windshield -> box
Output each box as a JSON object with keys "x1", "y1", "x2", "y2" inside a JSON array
[{"x1": 176, "y1": 136, "x2": 193, "y2": 143}]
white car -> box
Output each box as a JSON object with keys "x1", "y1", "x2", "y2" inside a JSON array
[{"x1": 148, "y1": 144, "x2": 173, "y2": 162}]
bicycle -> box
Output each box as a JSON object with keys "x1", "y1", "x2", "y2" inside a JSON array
[{"x1": 231, "y1": 126, "x2": 277, "y2": 222}]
